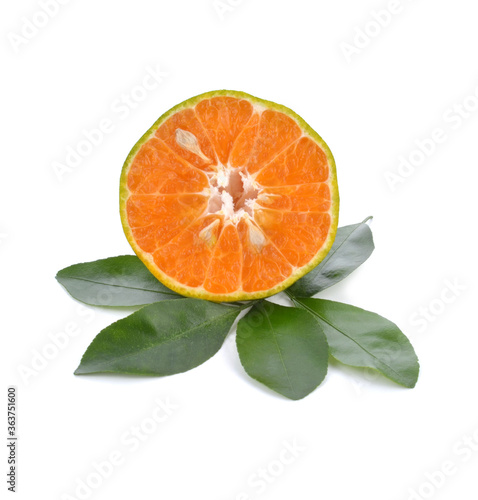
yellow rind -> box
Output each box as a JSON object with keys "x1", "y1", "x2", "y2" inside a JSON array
[{"x1": 120, "y1": 90, "x2": 340, "y2": 302}]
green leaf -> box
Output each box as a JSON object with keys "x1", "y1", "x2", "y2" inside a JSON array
[
  {"x1": 236, "y1": 302, "x2": 328, "y2": 400},
  {"x1": 292, "y1": 298, "x2": 419, "y2": 388},
  {"x1": 75, "y1": 299, "x2": 244, "y2": 375},
  {"x1": 288, "y1": 218, "x2": 374, "y2": 297},
  {"x1": 56, "y1": 255, "x2": 181, "y2": 306}
]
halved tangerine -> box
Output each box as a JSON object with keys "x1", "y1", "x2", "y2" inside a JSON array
[{"x1": 120, "y1": 90, "x2": 339, "y2": 301}]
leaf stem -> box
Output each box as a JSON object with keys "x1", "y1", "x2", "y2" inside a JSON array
[
  {"x1": 284, "y1": 289, "x2": 301, "y2": 307},
  {"x1": 227, "y1": 300, "x2": 260, "y2": 311}
]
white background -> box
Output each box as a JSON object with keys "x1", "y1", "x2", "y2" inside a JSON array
[{"x1": 2, "y1": 1, "x2": 478, "y2": 499}]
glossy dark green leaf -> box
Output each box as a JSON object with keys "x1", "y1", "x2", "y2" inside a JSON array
[
  {"x1": 75, "y1": 299, "x2": 243, "y2": 375},
  {"x1": 293, "y1": 298, "x2": 419, "y2": 388},
  {"x1": 288, "y1": 218, "x2": 374, "y2": 297},
  {"x1": 236, "y1": 302, "x2": 328, "y2": 400},
  {"x1": 56, "y1": 255, "x2": 181, "y2": 306}
]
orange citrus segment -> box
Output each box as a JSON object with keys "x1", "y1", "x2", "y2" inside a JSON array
[
  {"x1": 254, "y1": 209, "x2": 331, "y2": 268},
  {"x1": 127, "y1": 138, "x2": 209, "y2": 194},
  {"x1": 120, "y1": 90, "x2": 339, "y2": 301},
  {"x1": 256, "y1": 183, "x2": 331, "y2": 212},
  {"x1": 195, "y1": 97, "x2": 254, "y2": 165},
  {"x1": 203, "y1": 224, "x2": 242, "y2": 294},
  {"x1": 228, "y1": 113, "x2": 260, "y2": 169},
  {"x1": 126, "y1": 194, "x2": 208, "y2": 251},
  {"x1": 152, "y1": 215, "x2": 222, "y2": 288},
  {"x1": 155, "y1": 108, "x2": 217, "y2": 171},
  {"x1": 237, "y1": 219, "x2": 293, "y2": 293},
  {"x1": 230, "y1": 110, "x2": 302, "y2": 174},
  {"x1": 255, "y1": 136, "x2": 329, "y2": 187}
]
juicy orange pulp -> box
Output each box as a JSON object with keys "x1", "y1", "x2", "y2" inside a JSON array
[{"x1": 121, "y1": 91, "x2": 338, "y2": 301}]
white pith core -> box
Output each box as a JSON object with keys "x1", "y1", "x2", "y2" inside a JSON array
[
  {"x1": 206, "y1": 167, "x2": 260, "y2": 222},
  {"x1": 176, "y1": 128, "x2": 261, "y2": 224}
]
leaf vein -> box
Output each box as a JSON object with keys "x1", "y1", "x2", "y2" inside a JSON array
[
  {"x1": 262, "y1": 308, "x2": 297, "y2": 398},
  {"x1": 79, "y1": 308, "x2": 239, "y2": 371},
  {"x1": 295, "y1": 300, "x2": 404, "y2": 380},
  {"x1": 60, "y1": 276, "x2": 178, "y2": 296}
]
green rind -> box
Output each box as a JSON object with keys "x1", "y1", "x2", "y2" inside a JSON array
[{"x1": 120, "y1": 90, "x2": 340, "y2": 302}]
